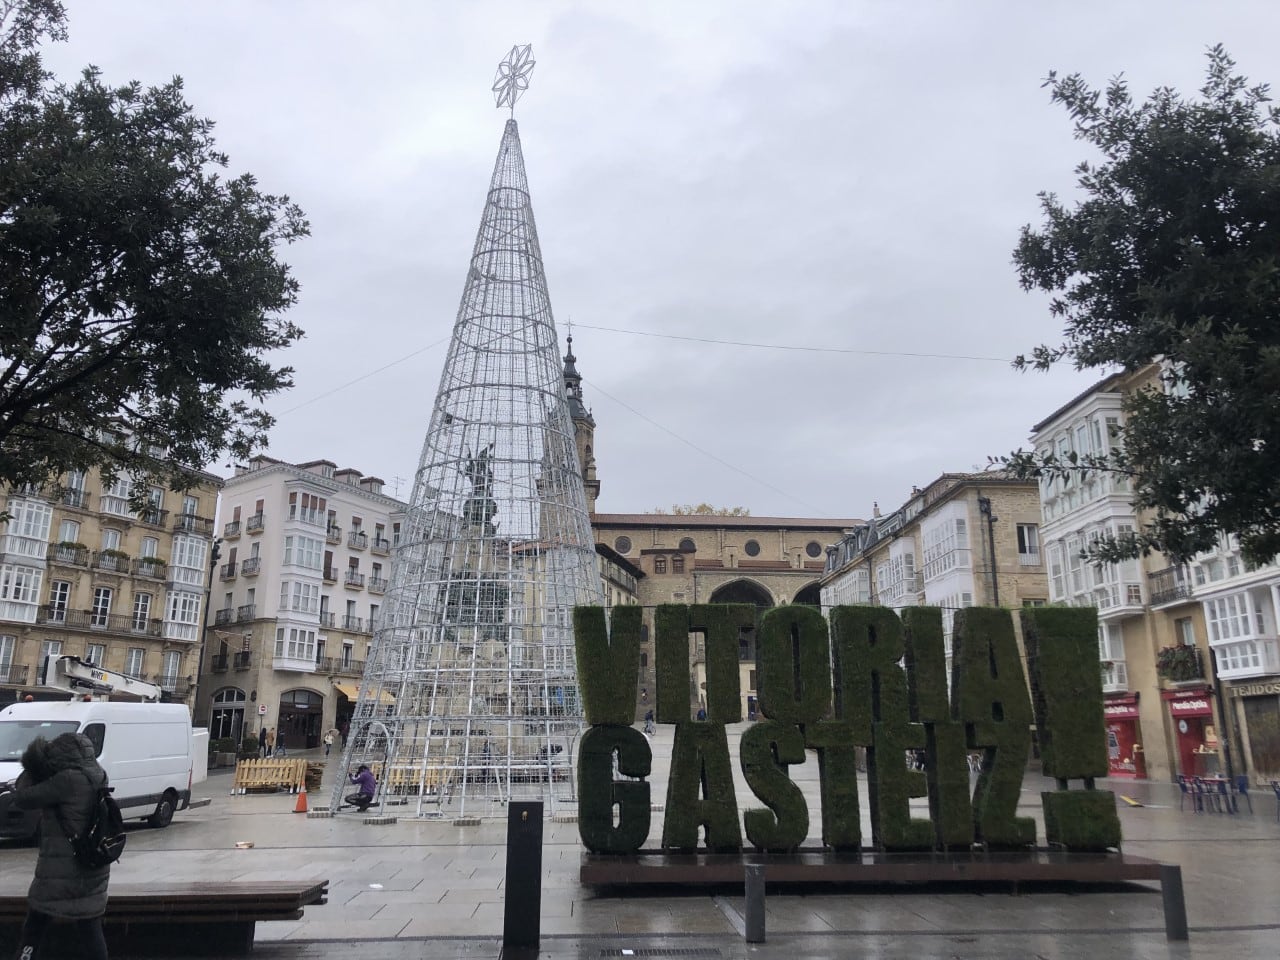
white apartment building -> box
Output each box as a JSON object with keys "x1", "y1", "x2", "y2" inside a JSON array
[
  {"x1": 1029, "y1": 366, "x2": 1280, "y2": 782},
  {"x1": 194, "y1": 457, "x2": 407, "y2": 749}
]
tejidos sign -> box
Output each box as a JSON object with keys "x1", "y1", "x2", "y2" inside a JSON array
[{"x1": 573, "y1": 604, "x2": 1121, "y2": 854}]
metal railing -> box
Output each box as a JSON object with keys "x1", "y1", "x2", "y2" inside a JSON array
[
  {"x1": 316, "y1": 656, "x2": 365, "y2": 676},
  {"x1": 245, "y1": 513, "x2": 265, "y2": 533},
  {"x1": 1149, "y1": 566, "x2": 1192, "y2": 606},
  {"x1": 348, "y1": 531, "x2": 369, "y2": 550},
  {"x1": 233, "y1": 651, "x2": 252, "y2": 670},
  {"x1": 220, "y1": 561, "x2": 237, "y2": 580},
  {"x1": 323, "y1": 566, "x2": 338, "y2": 582},
  {"x1": 342, "y1": 615, "x2": 364, "y2": 632},
  {"x1": 93, "y1": 551, "x2": 130, "y2": 573},
  {"x1": 223, "y1": 520, "x2": 242, "y2": 539},
  {"x1": 132, "y1": 557, "x2": 167, "y2": 578},
  {"x1": 319, "y1": 611, "x2": 336, "y2": 628},
  {"x1": 214, "y1": 608, "x2": 234, "y2": 626},
  {"x1": 236, "y1": 604, "x2": 256, "y2": 622},
  {"x1": 60, "y1": 488, "x2": 89, "y2": 509},
  {"x1": 371, "y1": 538, "x2": 391, "y2": 555},
  {"x1": 138, "y1": 507, "x2": 168, "y2": 527},
  {"x1": 368, "y1": 577, "x2": 388, "y2": 595},
  {"x1": 344, "y1": 571, "x2": 365, "y2": 589},
  {"x1": 47, "y1": 544, "x2": 90, "y2": 566},
  {"x1": 210, "y1": 654, "x2": 229, "y2": 672},
  {"x1": 0, "y1": 663, "x2": 29, "y2": 684},
  {"x1": 240, "y1": 557, "x2": 261, "y2": 576},
  {"x1": 326, "y1": 525, "x2": 342, "y2": 544},
  {"x1": 39, "y1": 606, "x2": 163, "y2": 636},
  {"x1": 173, "y1": 514, "x2": 215, "y2": 536}
]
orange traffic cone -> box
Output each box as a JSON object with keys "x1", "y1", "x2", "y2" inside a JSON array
[{"x1": 293, "y1": 787, "x2": 308, "y2": 814}]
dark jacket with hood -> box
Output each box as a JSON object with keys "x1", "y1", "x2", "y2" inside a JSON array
[{"x1": 13, "y1": 732, "x2": 110, "y2": 918}]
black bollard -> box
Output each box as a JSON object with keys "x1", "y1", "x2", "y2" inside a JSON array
[
  {"x1": 501, "y1": 801, "x2": 543, "y2": 960},
  {"x1": 1160, "y1": 863, "x2": 1189, "y2": 941},
  {"x1": 744, "y1": 863, "x2": 766, "y2": 943}
]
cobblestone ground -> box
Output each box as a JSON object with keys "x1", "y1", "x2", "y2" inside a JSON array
[{"x1": 2, "y1": 726, "x2": 1277, "y2": 958}]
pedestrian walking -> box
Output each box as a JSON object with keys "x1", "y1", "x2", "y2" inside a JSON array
[
  {"x1": 323, "y1": 730, "x2": 335, "y2": 757},
  {"x1": 266, "y1": 727, "x2": 276, "y2": 757},
  {"x1": 258, "y1": 726, "x2": 268, "y2": 759},
  {"x1": 275, "y1": 730, "x2": 288, "y2": 757},
  {"x1": 339, "y1": 719, "x2": 349, "y2": 748},
  {"x1": 8, "y1": 733, "x2": 111, "y2": 960}
]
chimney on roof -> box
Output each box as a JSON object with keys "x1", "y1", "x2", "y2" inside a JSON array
[{"x1": 872, "y1": 501, "x2": 881, "y2": 518}]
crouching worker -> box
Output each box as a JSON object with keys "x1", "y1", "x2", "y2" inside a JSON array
[
  {"x1": 11, "y1": 733, "x2": 111, "y2": 960},
  {"x1": 344, "y1": 764, "x2": 377, "y2": 812}
]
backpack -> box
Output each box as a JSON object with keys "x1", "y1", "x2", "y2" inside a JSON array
[{"x1": 59, "y1": 782, "x2": 126, "y2": 869}]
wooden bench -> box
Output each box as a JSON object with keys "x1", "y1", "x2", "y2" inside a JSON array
[
  {"x1": 581, "y1": 849, "x2": 1189, "y2": 941},
  {"x1": 0, "y1": 879, "x2": 328, "y2": 955}
]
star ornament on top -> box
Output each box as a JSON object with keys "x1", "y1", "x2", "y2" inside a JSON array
[{"x1": 492, "y1": 44, "x2": 535, "y2": 113}]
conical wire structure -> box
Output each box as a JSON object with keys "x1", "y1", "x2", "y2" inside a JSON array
[{"x1": 331, "y1": 119, "x2": 603, "y2": 818}]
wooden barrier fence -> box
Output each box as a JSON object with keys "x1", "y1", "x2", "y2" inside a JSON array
[{"x1": 232, "y1": 758, "x2": 308, "y2": 795}]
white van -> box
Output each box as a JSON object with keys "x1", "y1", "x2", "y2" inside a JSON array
[{"x1": 0, "y1": 700, "x2": 198, "y2": 839}]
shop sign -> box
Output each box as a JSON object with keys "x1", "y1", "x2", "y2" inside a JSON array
[
  {"x1": 1167, "y1": 696, "x2": 1212, "y2": 717},
  {"x1": 1231, "y1": 680, "x2": 1280, "y2": 698},
  {"x1": 1103, "y1": 697, "x2": 1140, "y2": 719}
]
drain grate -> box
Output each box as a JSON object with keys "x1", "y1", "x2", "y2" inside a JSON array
[{"x1": 599, "y1": 951, "x2": 721, "y2": 958}]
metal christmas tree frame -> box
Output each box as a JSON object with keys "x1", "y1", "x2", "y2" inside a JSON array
[{"x1": 331, "y1": 46, "x2": 602, "y2": 818}]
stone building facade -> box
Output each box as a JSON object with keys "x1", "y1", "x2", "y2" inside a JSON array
[
  {"x1": 0, "y1": 465, "x2": 223, "y2": 707},
  {"x1": 193, "y1": 457, "x2": 406, "y2": 750},
  {"x1": 819, "y1": 472, "x2": 1049, "y2": 682},
  {"x1": 1030, "y1": 366, "x2": 1280, "y2": 783}
]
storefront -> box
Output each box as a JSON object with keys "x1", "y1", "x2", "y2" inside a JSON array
[
  {"x1": 1162, "y1": 687, "x2": 1217, "y2": 777},
  {"x1": 1228, "y1": 678, "x2": 1280, "y2": 782},
  {"x1": 1103, "y1": 693, "x2": 1144, "y2": 778}
]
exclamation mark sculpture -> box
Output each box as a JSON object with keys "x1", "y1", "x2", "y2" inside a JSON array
[{"x1": 333, "y1": 46, "x2": 604, "y2": 818}]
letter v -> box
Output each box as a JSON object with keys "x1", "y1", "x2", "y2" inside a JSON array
[{"x1": 574, "y1": 605, "x2": 642, "y2": 725}]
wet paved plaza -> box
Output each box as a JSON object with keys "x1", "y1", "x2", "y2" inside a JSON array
[{"x1": 2, "y1": 727, "x2": 1278, "y2": 958}]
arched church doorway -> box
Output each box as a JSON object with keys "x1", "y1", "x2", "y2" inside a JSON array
[{"x1": 793, "y1": 582, "x2": 822, "y2": 607}]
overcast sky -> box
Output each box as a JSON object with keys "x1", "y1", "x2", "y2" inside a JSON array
[{"x1": 39, "y1": 2, "x2": 1279, "y2": 520}]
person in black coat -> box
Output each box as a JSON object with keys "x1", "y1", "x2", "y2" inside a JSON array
[{"x1": 10, "y1": 732, "x2": 110, "y2": 959}]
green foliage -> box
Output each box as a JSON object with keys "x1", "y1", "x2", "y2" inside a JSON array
[
  {"x1": 1008, "y1": 46, "x2": 1280, "y2": 564},
  {"x1": 573, "y1": 605, "x2": 642, "y2": 725},
  {"x1": 578, "y1": 725, "x2": 652, "y2": 854},
  {"x1": 689, "y1": 603, "x2": 754, "y2": 722},
  {"x1": 902, "y1": 607, "x2": 973, "y2": 848},
  {"x1": 803, "y1": 720, "x2": 861, "y2": 850},
  {"x1": 653, "y1": 604, "x2": 691, "y2": 722},
  {"x1": 662, "y1": 721, "x2": 741, "y2": 853},
  {"x1": 756, "y1": 605, "x2": 831, "y2": 724},
  {"x1": 953, "y1": 608, "x2": 1036, "y2": 848},
  {"x1": 1156, "y1": 644, "x2": 1204, "y2": 682},
  {"x1": 740, "y1": 720, "x2": 808, "y2": 852},
  {"x1": 830, "y1": 605, "x2": 930, "y2": 849},
  {"x1": 0, "y1": 1, "x2": 308, "y2": 492},
  {"x1": 239, "y1": 736, "x2": 259, "y2": 757},
  {"x1": 1041, "y1": 790, "x2": 1122, "y2": 852},
  {"x1": 1020, "y1": 606, "x2": 1109, "y2": 780}
]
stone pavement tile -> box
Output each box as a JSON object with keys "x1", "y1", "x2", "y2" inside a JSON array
[
  {"x1": 349, "y1": 888, "x2": 458, "y2": 907},
  {"x1": 295, "y1": 901, "x2": 385, "y2": 922},
  {"x1": 283, "y1": 917, "x2": 411, "y2": 940},
  {"x1": 536, "y1": 914, "x2": 621, "y2": 935},
  {"x1": 371, "y1": 901, "x2": 478, "y2": 921},
  {"x1": 252, "y1": 920, "x2": 303, "y2": 942},
  {"x1": 438, "y1": 887, "x2": 506, "y2": 904}
]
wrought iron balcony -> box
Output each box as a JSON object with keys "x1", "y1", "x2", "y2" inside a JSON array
[
  {"x1": 223, "y1": 520, "x2": 242, "y2": 539},
  {"x1": 157, "y1": 675, "x2": 191, "y2": 697},
  {"x1": 233, "y1": 651, "x2": 252, "y2": 670},
  {"x1": 371, "y1": 537, "x2": 391, "y2": 556},
  {"x1": 1156, "y1": 645, "x2": 1205, "y2": 682},
  {"x1": 344, "y1": 571, "x2": 365, "y2": 589},
  {"x1": 236, "y1": 603, "x2": 256, "y2": 622},
  {"x1": 47, "y1": 544, "x2": 90, "y2": 567},
  {"x1": 245, "y1": 513, "x2": 265, "y2": 534},
  {"x1": 326, "y1": 525, "x2": 342, "y2": 544},
  {"x1": 220, "y1": 561, "x2": 237, "y2": 580},
  {"x1": 59, "y1": 488, "x2": 89, "y2": 509},
  {"x1": 316, "y1": 656, "x2": 364, "y2": 677},
  {"x1": 138, "y1": 506, "x2": 168, "y2": 528},
  {"x1": 342, "y1": 615, "x2": 364, "y2": 632},
  {"x1": 210, "y1": 653, "x2": 229, "y2": 673},
  {"x1": 368, "y1": 577, "x2": 388, "y2": 595},
  {"x1": 319, "y1": 611, "x2": 336, "y2": 628},
  {"x1": 348, "y1": 531, "x2": 369, "y2": 550},
  {"x1": 94, "y1": 551, "x2": 130, "y2": 573},
  {"x1": 214, "y1": 608, "x2": 234, "y2": 626},
  {"x1": 132, "y1": 557, "x2": 167, "y2": 578},
  {"x1": 39, "y1": 607, "x2": 163, "y2": 636},
  {"x1": 323, "y1": 566, "x2": 338, "y2": 583},
  {"x1": 1149, "y1": 566, "x2": 1192, "y2": 606},
  {"x1": 0, "y1": 662, "x2": 29, "y2": 684},
  {"x1": 239, "y1": 556, "x2": 260, "y2": 576},
  {"x1": 173, "y1": 514, "x2": 214, "y2": 536}
]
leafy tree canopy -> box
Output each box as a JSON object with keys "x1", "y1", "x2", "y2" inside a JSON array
[
  {"x1": 1004, "y1": 46, "x2": 1280, "y2": 565},
  {"x1": 648, "y1": 503, "x2": 752, "y2": 516},
  {"x1": 0, "y1": 0, "x2": 307, "y2": 495}
]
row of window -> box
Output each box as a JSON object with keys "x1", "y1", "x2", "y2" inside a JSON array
[{"x1": 0, "y1": 634, "x2": 182, "y2": 683}]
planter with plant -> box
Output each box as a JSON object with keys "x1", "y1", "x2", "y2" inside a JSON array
[{"x1": 1156, "y1": 645, "x2": 1204, "y2": 682}]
